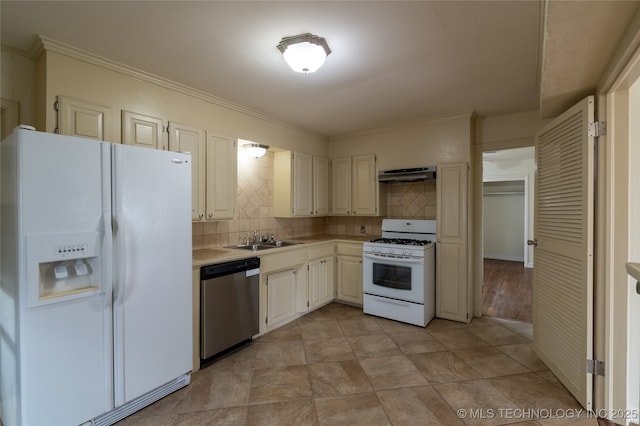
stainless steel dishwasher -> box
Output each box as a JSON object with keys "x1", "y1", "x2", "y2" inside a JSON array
[{"x1": 200, "y1": 257, "x2": 260, "y2": 361}]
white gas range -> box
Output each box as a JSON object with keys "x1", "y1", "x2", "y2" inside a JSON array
[{"x1": 362, "y1": 219, "x2": 436, "y2": 327}]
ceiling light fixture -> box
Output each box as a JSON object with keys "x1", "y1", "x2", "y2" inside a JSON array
[
  {"x1": 277, "y1": 33, "x2": 331, "y2": 74},
  {"x1": 243, "y1": 142, "x2": 269, "y2": 158}
]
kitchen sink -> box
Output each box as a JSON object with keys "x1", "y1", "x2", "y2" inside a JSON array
[
  {"x1": 263, "y1": 240, "x2": 303, "y2": 247},
  {"x1": 225, "y1": 244, "x2": 273, "y2": 251},
  {"x1": 225, "y1": 241, "x2": 303, "y2": 251}
]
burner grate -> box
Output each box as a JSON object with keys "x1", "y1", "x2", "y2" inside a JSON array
[{"x1": 368, "y1": 238, "x2": 432, "y2": 246}]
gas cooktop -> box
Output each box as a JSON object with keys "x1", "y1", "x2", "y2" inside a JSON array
[{"x1": 368, "y1": 237, "x2": 433, "y2": 246}]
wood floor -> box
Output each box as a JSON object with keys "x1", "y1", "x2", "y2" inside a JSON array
[{"x1": 482, "y1": 258, "x2": 533, "y2": 323}]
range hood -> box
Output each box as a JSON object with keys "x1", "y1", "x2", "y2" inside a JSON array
[{"x1": 378, "y1": 166, "x2": 436, "y2": 183}]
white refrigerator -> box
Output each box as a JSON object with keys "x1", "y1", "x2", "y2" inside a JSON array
[{"x1": 0, "y1": 126, "x2": 193, "y2": 426}]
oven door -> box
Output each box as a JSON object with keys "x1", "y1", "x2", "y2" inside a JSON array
[{"x1": 363, "y1": 252, "x2": 425, "y2": 304}]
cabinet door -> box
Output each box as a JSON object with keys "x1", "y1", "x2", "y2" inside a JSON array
[
  {"x1": 308, "y1": 258, "x2": 323, "y2": 310},
  {"x1": 352, "y1": 154, "x2": 377, "y2": 216},
  {"x1": 58, "y1": 96, "x2": 111, "y2": 141},
  {"x1": 313, "y1": 156, "x2": 329, "y2": 215},
  {"x1": 436, "y1": 162, "x2": 469, "y2": 322},
  {"x1": 320, "y1": 256, "x2": 335, "y2": 304},
  {"x1": 169, "y1": 122, "x2": 205, "y2": 221},
  {"x1": 266, "y1": 269, "x2": 297, "y2": 328},
  {"x1": 337, "y1": 255, "x2": 363, "y2": 305},
  {"x1": 331, "y1": 157, "x2": 352, "y2": 215},
  {"x1": 308, "y1": 256, "x2": 334, "y2": 310},
  {"x1": 293, "y1": 152, "x2": 313, "y2": 216},
  {"x1": 121, "y1": 110, "x2": 165, "y2": 150},
  {"x1": 205, "y1": 132, "x2": 237, "y2": 220}
]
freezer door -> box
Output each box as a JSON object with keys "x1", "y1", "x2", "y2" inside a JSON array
[
  {"x1": 1, "y1": 129, "x2": 113, "y2": 425},
  {"x1": 112, "y1": 143, "x2": 192, "y2": 405}
]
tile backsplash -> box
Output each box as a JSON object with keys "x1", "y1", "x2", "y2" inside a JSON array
[
  {"x1": 385, "y1": 180, "x2": 437, "y2": 219},
  {"x1": 192, "y1": 152, "x2": 436, "y2": 250}
]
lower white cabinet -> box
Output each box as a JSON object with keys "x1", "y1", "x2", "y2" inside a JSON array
[
  {"x1": 266, "y1": 269, "x2": 297, "y2": 328},
  {"x1": 308, "y1": 244, "x2": 335, "y2": 310},
  {"x1": 254, "y1": 241, "x2": 364, "y2": 335},
  {"x1": 336, "y1": 243, "x2": 363, "y2": 305},
  {"x1": 308, "y1": 257, "x2": 334, "y2": 309},
  {"x1": 260, "y1": 249, "x2": 307, "y2": 332}
]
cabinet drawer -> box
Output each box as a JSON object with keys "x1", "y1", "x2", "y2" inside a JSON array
[
  {"x1": 260, "y1": 249, "x2": 306, "y2": 273},
  {"x1": 336, "y1": 243, "x2": 363, "y2": 257},
  {"x1": 309, "y1": 243, "x2": 335, "y2": 260}
]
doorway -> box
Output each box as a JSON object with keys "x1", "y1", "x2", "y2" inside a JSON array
[{"x1": 482, "y1": 147, "x2": 534, "y2": 322}]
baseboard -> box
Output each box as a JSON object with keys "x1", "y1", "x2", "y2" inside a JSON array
[{"x1": 484, "y1": 255, "x2": 525, "y2": 263}]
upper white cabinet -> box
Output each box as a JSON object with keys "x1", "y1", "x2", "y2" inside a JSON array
[
  {"x1": 274, "y1": 151, "x2": 313, "y2": 217},
  {"x1": 168, "y1": 122, "x2": 205, "y2": 221},
  {"x1": 274, "y1": 151, "x2": 329, "y2": 217},
  {"x1": 331, "y1": 157, "x2": 352, "y2": 215},
  {"x1": 352, "y1": 154, "x2": 378, "y2": 216},
  {"x1": 313, "y1": 156, "x2": 330, "y2": 216},
  {"x1": 331, "y1": 154, "x2": 385, "y2": 216},
  {"x1": 57, "y1": 96, "x2": 111, "y2": 141},
  {"x1": 205, "y1": 132, "x2": 237, "y2": 220},
  {"x1": 435, "y1": 162, "x2": 469, "y2": 323},
  {"x1": 121, "y1": 110, "x2": 166, "y2": 150}
]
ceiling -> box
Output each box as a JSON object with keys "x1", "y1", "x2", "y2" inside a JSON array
[{"x1": 1, "y1": 1, "x2": 638, "y2": 137}]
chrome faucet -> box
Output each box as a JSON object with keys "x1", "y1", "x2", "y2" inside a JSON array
[{"x1": 253, "y1": 230, "x2": 258, "y2": 244}]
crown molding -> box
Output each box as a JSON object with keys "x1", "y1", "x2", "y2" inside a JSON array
[{"x1": 32, "y1": 35, "x2": 322, "y2": 137}]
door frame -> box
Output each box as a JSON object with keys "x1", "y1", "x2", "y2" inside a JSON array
[
  {"x1": 472, "y1": 135, "x2": 540, "y2": 318},
  {"x1": 601, "y1": 51, "x2": 640, "y2": 422}
]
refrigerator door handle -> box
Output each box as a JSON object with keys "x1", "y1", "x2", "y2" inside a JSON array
[
  {"x1": 102, "y1": 145, "x2": 114, "y2": 308},
  {"x1": 113, "y1": 219, "x2": 126, "y2": 306}
]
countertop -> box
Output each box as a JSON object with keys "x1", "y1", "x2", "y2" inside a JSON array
[
  {"x1": 626, "y1": 262, "x2": 640, "y2": 282},
  {"x1": 192, "y1": 234, "x2": 373, "y2": 267}
]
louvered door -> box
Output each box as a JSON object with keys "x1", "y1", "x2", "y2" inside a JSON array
[{"x1": 533, "y1": 96, "x2": 595, "y2": 411}]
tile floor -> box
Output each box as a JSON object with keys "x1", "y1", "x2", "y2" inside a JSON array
[{"x1": 118, "y1": 303, "x2": 598, "y2": 425}]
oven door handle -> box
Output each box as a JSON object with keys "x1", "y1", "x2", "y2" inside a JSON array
[
  {"x1": 363, "y1": 252, "x2": 425, "y2": 264},
  {"x1": 371, "y1": 296, "x2": 410, "y2": 307}
]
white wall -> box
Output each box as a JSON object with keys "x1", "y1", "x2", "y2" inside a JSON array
[
  {"x1": 483, "y1": 182, "x2": 525, "y2": 262},
  {"x1": 0, "y1": 48, "x2": 36, "y2": 131},
  {"x1": 37, "y1": 40, "x2": 329, "y2": 157},
  {"x1": 483, "y1": 147, "x2": 535, "y2": 267},
  {"x1": 329, "y1": 113, "x2": 472, "y2": 167}
]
